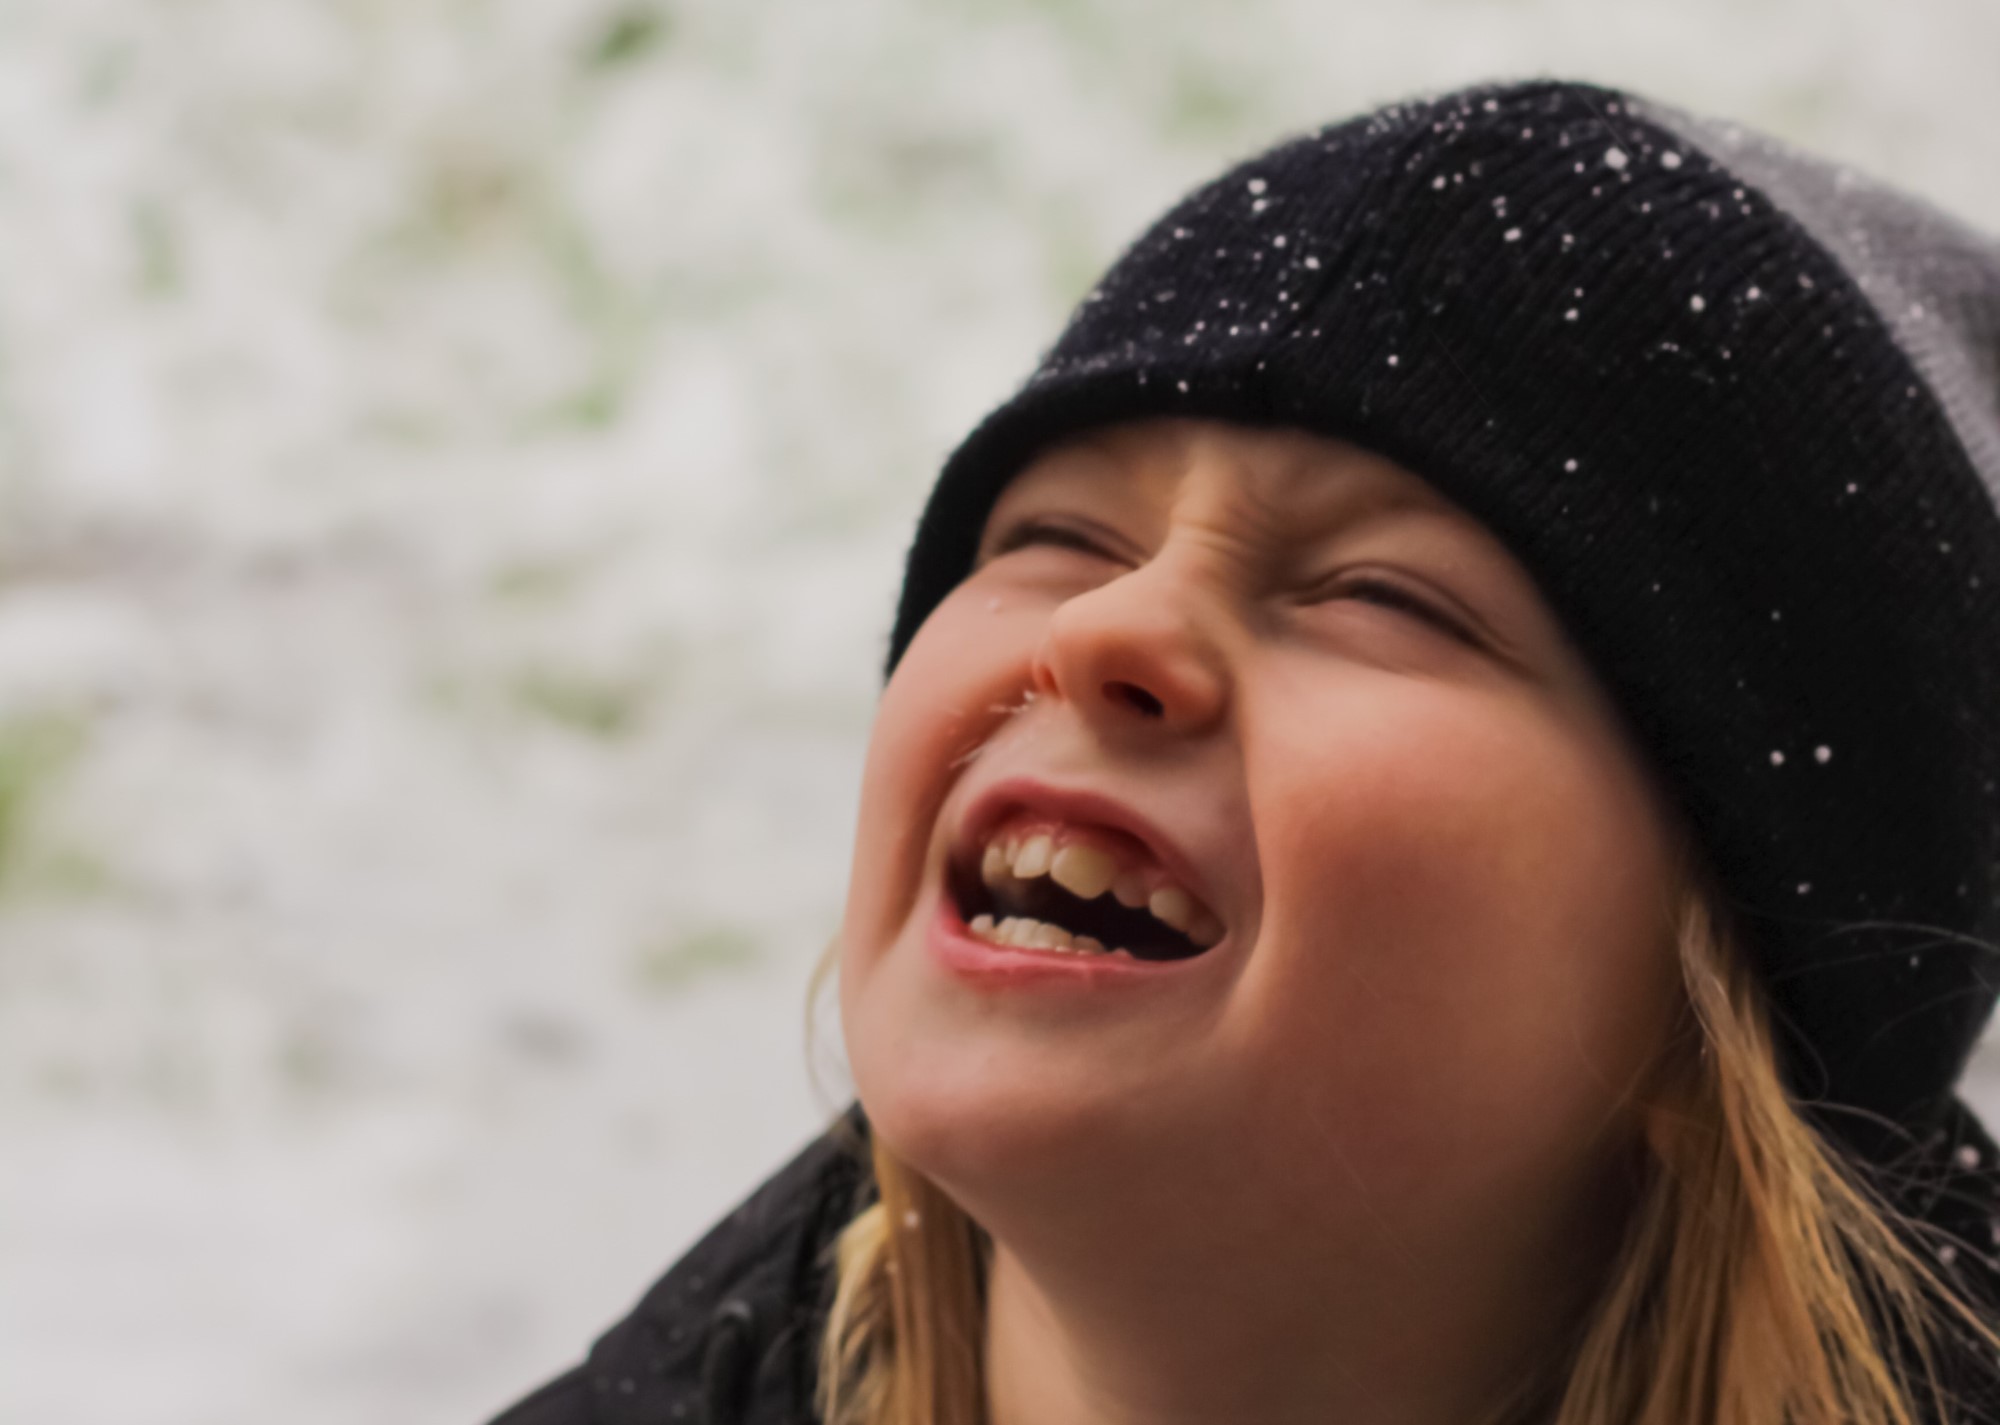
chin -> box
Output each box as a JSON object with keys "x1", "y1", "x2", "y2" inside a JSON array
[
  {"x1": 839, "y1": 906, "x2": 1207, "y2": 1211},
  {"x1": 851, "y1": 1023, "x2": 1149, "y2": 1207}
]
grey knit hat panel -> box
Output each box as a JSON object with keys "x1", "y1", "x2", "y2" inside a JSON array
[{"x1": 1636, "y1": 98, "x2": 2000, "y2": 502}]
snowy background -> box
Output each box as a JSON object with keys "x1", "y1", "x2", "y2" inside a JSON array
[{"x1": 2, "y1": 2, "x2": 1997, "y2": 1422}]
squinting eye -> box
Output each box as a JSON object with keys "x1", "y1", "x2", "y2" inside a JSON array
[
  {"x1": 1327, "y1": 576, "x2": 1477, "y2": 644},
  {"x1": 987, "y1": 519, "x2": 1111, "y2": 561}
]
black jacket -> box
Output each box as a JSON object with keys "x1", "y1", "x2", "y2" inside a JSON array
[
  {"x1": 490, "y1": 1100, "x2": 2000, "y2": 1425},
  {"x1": 488, "y1": 1114, "x2": 871, "y2": 1425}
]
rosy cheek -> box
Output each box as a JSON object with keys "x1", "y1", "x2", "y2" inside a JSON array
[
  {"x1": 841, "y1": 584, "x2": 1031, "y2": 966},
  {"x1": 840, "y1": 687, "x2": 938, "y2": 968},
  {"x1": 1238, "y1": 689, "x2": 1658, "y2": 1094},
  {"x1": 1247, "y1": 694, "x2": 1486, "y2": 909},
  {"x1": 1248, "y1": 765, "x2": 1467, "y2": 1045}
]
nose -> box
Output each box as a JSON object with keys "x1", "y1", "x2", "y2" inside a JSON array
[{"x1": 1026, "y1": 553, "x2": 1230, "y2": 739}]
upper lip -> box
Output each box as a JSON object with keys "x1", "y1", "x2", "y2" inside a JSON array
[{"x1": 950, "y1": 775, "x2": 1222, "y2": 925}]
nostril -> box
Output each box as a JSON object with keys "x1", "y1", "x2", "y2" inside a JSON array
[{"x1": 1107, "y1": 681, "x2": 1164, "y2": 717}]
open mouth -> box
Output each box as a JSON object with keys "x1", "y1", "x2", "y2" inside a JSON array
[{"x1": 946, "y1": 856, "x2": 1214, "y2": 962}]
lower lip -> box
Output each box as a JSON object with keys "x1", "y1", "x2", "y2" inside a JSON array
[{"x1": 926, "y1": 885, "x2": 1220, "y2": 992}]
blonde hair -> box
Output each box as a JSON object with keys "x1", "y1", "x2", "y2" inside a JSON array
[{"x1": 813, "y1": 880, "x2": 2000, "y2": 1425}]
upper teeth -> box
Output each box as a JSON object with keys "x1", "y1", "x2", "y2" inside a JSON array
[{"x1": 979, "y1": 827, "x2": 1225, "y2": 949}]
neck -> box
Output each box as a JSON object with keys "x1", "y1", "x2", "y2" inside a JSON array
[{"x1": 976, "y1": 1166, "x2": 1611, "y2": 1425}]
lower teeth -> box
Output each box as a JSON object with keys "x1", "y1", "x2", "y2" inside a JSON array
[{"x1": 968, "y1": 912, "x2": 1116, "y2": 956}]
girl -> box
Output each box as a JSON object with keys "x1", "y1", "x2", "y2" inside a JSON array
[{"x1": 493, "y1": 78, "x2": 2000, "y2": 1425}]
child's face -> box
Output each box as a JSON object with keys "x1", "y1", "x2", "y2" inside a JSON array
[{"x1": 839, "y1": 417, "x2": 1684, "y2": 1247}]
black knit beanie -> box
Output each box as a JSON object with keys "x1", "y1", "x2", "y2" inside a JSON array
[{"x1": 882, "y1": 78, "x2": 2000, "y2": 1276}]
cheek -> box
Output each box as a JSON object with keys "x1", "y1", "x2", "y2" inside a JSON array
[
  {"x1": 1232, "y1": 678, "x2": 1678, "y2": 1182},
  {"x1": 839, "y1": 583, "x2": 1029, "y2": 978}
]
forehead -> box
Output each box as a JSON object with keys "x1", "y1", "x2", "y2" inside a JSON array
[{"x1": 992, "y1": 418, "x2": 1483, "y2": 542}]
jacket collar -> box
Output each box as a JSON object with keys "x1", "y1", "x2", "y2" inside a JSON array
[{"x1": 585, "y1": 1107, "x2": 873, "y2": 1425}]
